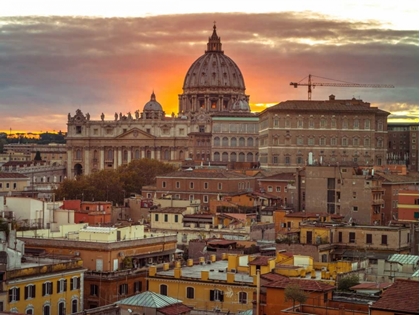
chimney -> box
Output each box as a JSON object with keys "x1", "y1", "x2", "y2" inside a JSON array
[
  {"x1": 174, "y1": 267, "x2": 182, "y2": 279},
  {"x1": 187, "y1": 259, "x2": 194, "y2": 267},
  {"x1": 149, "y1": 266, "x2": 157, "y2": 277},
  {"x1": 163, "y1": 263, "x2": 170, "y2": 271},
  {"x1": 201, "y1": 270, "x2": 209, "y2": 281},
  {"x1": 227, "y1": 272, "x2": 235, "y2": 283},
  {"x1": 329, "y1": 94, "x2": 335, "y2": 101},
  {"x1": 210, "y1": 254, "x2": 216, "y2": 262}
]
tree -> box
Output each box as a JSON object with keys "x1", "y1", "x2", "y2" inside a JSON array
[
  {"x1": 284, "y1": 283, "x2": 308, "y2": 310},
  {"x1": 337, "y1": 274, "x2": 360, "y2": 291}
]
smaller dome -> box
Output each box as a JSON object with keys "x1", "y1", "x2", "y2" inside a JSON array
[
  {"x1": 231, "y1": 98, "x2": 250, "y2": 111},
  {"x1": 143, "y1": 91, "x2": 163, "y2": 111}
]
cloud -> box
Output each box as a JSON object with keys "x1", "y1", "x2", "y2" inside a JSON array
[{"x1": 0, "y1": 12, "x2": 418, "y2": 132}]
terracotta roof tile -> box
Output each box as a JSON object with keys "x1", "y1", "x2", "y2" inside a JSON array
[
  {"x1": 158, "y1": 303, "x2": 192, "y2": 315},
  {"x1": 370, "y1": 279, "x2": 419, "y2": 313},
  {"x1": 264, "y1": 277, "x2": 335, "y2": 292},
  {"x1": 260, "y1": 273, "x2": 288, "y2": 282},
  {"x1": 249, "y1": 256, "x2": 273, "y2": 266},
  {"x1": 350, "y1": 282, "x2": 392, "y2": 290}
]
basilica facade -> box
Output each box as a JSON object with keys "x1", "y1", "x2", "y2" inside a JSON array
[{"x1": 66, "y1": 25, "x2": 259, "y2": 178}]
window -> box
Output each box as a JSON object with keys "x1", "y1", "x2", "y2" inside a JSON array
[
  {"x1": 119, "y1": 283, "x2": 128, "y2": 295},
  {"x1": 218, "y1": 183, "x2": 222, "y2": 190},
  {"x1": 338, "y1": 232, "x2": 343, "y2": 243},
  {"x1": 24, "y1": 284, "x2": 36, "y2": 299},
  {"x1": 76, "y1": 126, "x2": 82, "y2": 134},
  {"x1": 297, "y1": 120, "x2": 303, "y2": 128},
  {"x1": 155, "y1": 214, "x2": 159, "y2": 222},
  {"x1": 353, "y1": 192, "x2": 356, "y2": 199},
  {"x1": 308, "y1": 137, "x2": 315, "y2": 145},
  {"x1": 267, "y1": 186, "x2": 273, "y2": 192},
  {"x1": 43, "y1": 305, "x2": 50, "y2": 315},
  {"x1": 381, "y1": 235, "x2": 388, "y2": 245},
  {"x1": 352, "y1": 206, "x2": 358, "y2": 212},
  {"x1": 164, "y1": 214, "x2": 168, "y2": 222},
  {"x1": 210, "y1": 289, "x2": 224, "y2": 302},
  {"x1": 353, "y1": 119, "x2": 359, "y2": 129},
  {"x1": 276, "y1": 186, "x2": 281, "y2": 192},
  {"x1": 71, "y1": 299, "x2": 78, "y2": 313},
  {"x1": 179, "y1": 128, "x2": 185, "y2": 135},
  {"x1": 90, "y1": 284, "x2": 98, "y2": 296},
  {"x1": 272, "y1": 156, "x2": 278, "y2": 164},
  {"x1": 70, "y1": 277, "x2": 81, "y2": 290},
  {"x1": 58, "y1": 302, "x2": 65, "y2": 315},
  {"x1": 190, "y1": 182, "x2": 194, "y2": 189},
  {"x1": 203, "y1": 195, "x2": 208, "y2": 203},
  {"x1": 349, "y1": 232, "x2": 355, "y2": 243},
  {"x1": 366, "y1": 234, "x2": 372, "y2": 244},
  {"x1": 174, "y1": 215, "x2": 179, "y2": 223},
  {"x1": 297, "y1": 137, "x2": 303, "y2": 145},
  {"x1": 162, "y1": 181, "x2": 166, "y2": 188},
  {"x1": 204, "y1": 182, "x2": 208, "y2": 189},
  {"x1": 176, "y1": 181, "x2": 180, "y2": 188},
  {"x1": 134, "y1": 281, "x2": 142, "y2": 293},
  {"x1": 42, "y1": 282, "x2": 53, "y2": 296},
  {"x1": 239, "y1": 291, "x2": 247, "y2": 304},
  {"x1": 57, "y1": 279, "x2": 67, "y2": 293},
  {"x1": 26, "y1": 307, "x2": 34, "y2": 314},
  {"x1": 331, "y1": 137, "x2": 337, "y2": 146},
  {"x1": 160, "y1": 284, "x2": 168, "y2": 296},
  {"x1": 186, "y1": 287, "x2": 195, "y2": 299},
  {"x1": 342, "y1": 137, "x2": 348, "y2": 146},
  {"x1": 8, "y1": 287, "x2": 20, "y2": 302},
  {"x1": 285, "y1": 156, "x2": 290, "y2": 165},
  {"x1": 309, "y1": 120, "x2": 314, "y2": 129}
]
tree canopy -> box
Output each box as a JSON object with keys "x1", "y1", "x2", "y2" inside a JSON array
[
  {"x1": 284, "y1": 283, "x2": 309, "y2": 309},
  {"x1": 337, "y1": 274, "x2": 360, "y2": 291},
  {"x1": 54, "y1": 158, "x2": 177, "y2": 205}
]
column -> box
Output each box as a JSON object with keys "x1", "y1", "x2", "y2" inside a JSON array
[
  {"x1": 117, "y1": 147, "x2": 122, "y2": 167},
  {"x1": 84, "y1": 147, "x2": 90, "y2": 175},
  {"x1": 113, "y1": 148, "x2": 118, "y2": 169},
  {"x1": 100, "y1": 148, "x2": 105, "y2": 170},
  {"x1": 66, "y1": 148, "x2": 72, "y2": 178},
  {"x1": 127, "y1": 148, "x2": 132, "y2": 163}
]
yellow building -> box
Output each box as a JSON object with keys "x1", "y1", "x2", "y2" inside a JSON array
[
  {"x1": 3, "y1": 257, "x2": 86, "y2": 314},
  {"x1": 148, "y1": 254, "x2": 258, "y2": 314}
]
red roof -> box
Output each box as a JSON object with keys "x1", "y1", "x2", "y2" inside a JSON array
[
  {"x1": 0, "y1": 172, "x2": 29, "y2": 179},
  {"x1": 370, "y1": 279, "x2": 419, "y2": 314},
  {"x1": 158, "y1": 303, "x2": 192, "y2": 315},
  {"x1": 264, "y1": 278, "x2": 335, "y2": 292},
  {"x1": 260, "y1": 273, "x2": 288, "y2": 282},
  {"x1": 350, "y1": 282, "x2": 391, "y2": 291},
  {"x1": 249, "y1": 256, "x2": 273, "y2": 266}
]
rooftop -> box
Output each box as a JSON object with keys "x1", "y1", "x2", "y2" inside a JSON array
[
  {"x1": 156, "y1": 260, "x2": 254, "y2": 284},
  {"x1": 387, "y1": 253, "x2": 419, "y2": 265},
  {"x1": 370, "y1": 279, "x2": 419, "y2": 313}
]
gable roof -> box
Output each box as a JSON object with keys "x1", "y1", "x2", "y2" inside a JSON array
[{"x1": 370, "y1": 279, "x2": 419, "y2": 314}]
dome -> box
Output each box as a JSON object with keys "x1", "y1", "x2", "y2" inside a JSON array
[
  {"x1": 182, "y1": 25, "x2": 246, "y2": 93},
  {"x1": 143, "y1": 91, "x2": 163, "y2": 111},
  {"x1": 231, "y1": 98, "x2": 250, "y2": 111}
]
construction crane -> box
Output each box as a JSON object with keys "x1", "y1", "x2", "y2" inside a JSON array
[{"x1": 290, "y1": 74, "x2": 394, "y2": 100}]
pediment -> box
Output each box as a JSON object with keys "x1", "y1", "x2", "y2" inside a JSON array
[{"x1": 115, "y1": 128, "x2": 156, "y2": 140}]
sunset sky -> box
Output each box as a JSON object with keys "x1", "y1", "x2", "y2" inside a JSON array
[{"x1": 0, "y1": 1, "x2": 418, "y2": 134}]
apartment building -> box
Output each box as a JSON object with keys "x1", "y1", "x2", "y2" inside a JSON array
[
  {"x1": 258, "y1": 95, "x2": 389, "y2": 170},
  {"x1": 142, "y1": 169, "x2": 257, "y2": 210},
  {"x1": 17, "y1": 223, "x2": 177, "y2": 308},
  {"x1": 387, "y1": 122, "x2": 419, "y2": 172}
]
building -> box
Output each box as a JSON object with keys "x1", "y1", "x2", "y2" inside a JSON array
[
  {"x1": 3, "y1": 143, "x2": 67, "y2": 166},
  {"x1": 17, "y1": 223, "x2": 177, "y2": 308},
  {"x1": 387, "y1": 122, "x2": 419, "y2": 172},
  {"x1": 397, "y1": 190, "x2": 419, "y2": 221},
  {"x1": 0, "y1": 173, "x2": 30, "y2": 197},
  {"x1": 369, "y1": 279, "x2": 419, "y2": 315},
  {"x1": 0, "y1": 224, "x2": 86, "y2": 314},
  {"x1": 62, "y1": 200, "x2": 113, "y2": 225},
  {"x1": 142, "y1": 168, "x2": 257, "y2": 210},
  {"x1": 304, "y1": 165, "x2": 385, "y2": 225},
  {"x1": 258, "y1": 94, "x2": 390, "y2": 170},
  {"x1": 65, "y1": 25, "x2": 259, "y2": 179}
]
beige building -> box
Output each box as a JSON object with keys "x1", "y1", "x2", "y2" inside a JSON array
[
  {"x1": 258, "y1": 95, "x2": 390, "y2": 170},
  {"x1": 65, "y1": 25, "x2": 258, "y2": 178},
  {"x1": 0, "y1": 172, "x2": 30, "y2": 197},
  {"x1": 304, "y1": 165, "x2": 385, "y2": 225}
]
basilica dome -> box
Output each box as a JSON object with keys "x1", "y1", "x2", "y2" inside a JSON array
[
  {"x1": 182, "y1": 25, "x2": 246, "y2": 94},
  {"x1": 143, "y1": 91, "x2": 163, "y2": 112},
  {"x1": 179, "y1": 25, "x2": 249, "y2": 114}
]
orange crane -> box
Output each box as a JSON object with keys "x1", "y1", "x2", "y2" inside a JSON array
[{"x1": 290, "y1": 74, "x2": 394, "y2": 100}]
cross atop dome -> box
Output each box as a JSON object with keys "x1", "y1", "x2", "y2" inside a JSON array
[{"x1": 206, "y1": 23, "x2": 223, "y2": 53}]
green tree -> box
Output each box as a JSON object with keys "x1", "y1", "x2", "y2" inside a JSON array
[
  {"x1": 337, "y1": 274, "x2": 360, "y2": 291},
  {"x1": 285, "y1": 283, "x2": 309, "y2": 310},
  {"x1": 117, "y1": 158, "x2": 177, "y2": 194}
]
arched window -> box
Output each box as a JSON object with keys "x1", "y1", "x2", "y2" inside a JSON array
[
  {"x1": 58, "y1": 302, "x2": 65, "y2": 315},
  {"x1": 222, "y1": 137, "x2": 229, "y2": 147},
  {"x1": 231, "y1": 152, "x2": 237, "y2": 162},
  {"x1": 247, "y1": 152, "x2": 253, "y2": 162},
  {"x1": 247, "y1": 137, "x2": 254, "y2": 147},
  {"x1": 75, "y1": 149, "x2": 82, "y2": 160},
  {"x1": 72, "y1": 299, "x2": 78, "y2": 313},
  {"x1": 214, "y1": 137, "x2": 220, "y2": 146},
  {"x1": 134, "y1": 149, "x2": 140, "y2": 159},
  {"x1": 214, "y1": 152, "x2": 220, "y2": 161},
  {"x1": 239, "y1": 137, "x2": 245, "y2": 147},
  {"x1": 186, "y1": 287, "x2": 195, "y2": 299},
  {"x1": 222, "y1": 152, "x2": 228, "y2": 162},
  {"x1": 160, "y1": 284, "x2": 168, "y2": 296},
  {"x1": 107, "y1": 149, "x2": 113, "y2": 160},
  {"x1": 239, "y1": 152, "x2": 245, "y2": 162},
  {"x1": 230, "y1": 137, "x2": 237, "y2": 147}
]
